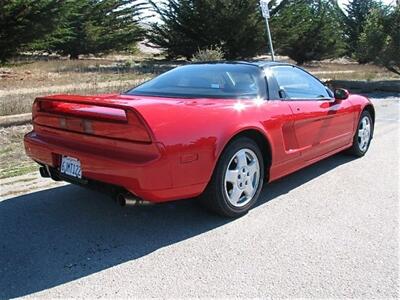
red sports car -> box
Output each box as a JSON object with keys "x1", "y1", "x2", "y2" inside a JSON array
[{"x1": 24, "y1": 62, "x2": 374, "y2": 217}]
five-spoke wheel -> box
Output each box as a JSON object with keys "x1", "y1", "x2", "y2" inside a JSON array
[
  {"x1": 224, "y1": 149, "x2": 260, "y2": 208},
  {"x1": 200, "y1": 137, "x2": 264, "y2": 218},
  {"x1": 357, "y1": 115, "x2": 371, "y2": 152},
  {"x1": 348, "y1": 110, "x2": 374, "y2": 157}
]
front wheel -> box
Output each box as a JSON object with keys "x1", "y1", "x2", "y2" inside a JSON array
[
  {"x1": 348, "y1": 110, "x2": 373, "y2": 157},
  {"x1": 200, "y1": 137, "x2": 264, "y2": 218}
]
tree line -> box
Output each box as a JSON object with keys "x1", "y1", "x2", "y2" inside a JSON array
[{"x1": 0, "y1": 0, "x2": 398, "y2": 74}]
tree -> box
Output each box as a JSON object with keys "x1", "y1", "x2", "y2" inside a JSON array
[
  {"x1": 358, "y1": 6, "x2": 400, "y2": 75},
  {"x1": 343, "y1": 0, "x2": 379, "y2": 60},
  {"x1": 356, "y1": 7, "x2": 386, "y2": 64},
  {"x1": 42, "y1": 0, "x2": 146, "y2": 59},
  {"x1": 0, "y1": 0, "x2": 63, "y2": 62},
  {"x1": 147, "y1": 0, "x2": 266, "y2": 60},
  {"x1": 380, "y1": 6, "x2": 400, "y2": 75},
  {"x1": 270, "y1": 0, "x2": 345, "y2": 65}
]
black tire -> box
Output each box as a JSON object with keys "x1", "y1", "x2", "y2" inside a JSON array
[
  {"x1": 347, "y1": 110, "x2": 374, "y2": 157},
  {"x1": 199, "y1": 137, "x2": 264, "y2": 218}
]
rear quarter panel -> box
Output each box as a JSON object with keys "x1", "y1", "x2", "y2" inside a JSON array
[{"x1": 130, "y1": 98, "x2": 295, "y2": 189}]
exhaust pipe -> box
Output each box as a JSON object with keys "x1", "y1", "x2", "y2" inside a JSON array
[
  {"x1": 39, "y1": 165, "x2": 62, "y2": 181},
  {"x1": 116, "y1": 193, "x2": 151, "y2": 207},
  {"x1": 39, "y1": 166, "x2": 50, "y2": 178}
]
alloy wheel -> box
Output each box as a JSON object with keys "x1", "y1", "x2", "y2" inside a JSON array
[
  {"x1": 358, "y1": 116, "x2": 371, "y2": 152},
  {"x1": 224, "y1": 148, "x2": 260, "y2": 208}
]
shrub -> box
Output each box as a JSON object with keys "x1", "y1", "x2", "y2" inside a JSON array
[{"x1": 191, "y1": 46, "x2": 225, "y2": 62}]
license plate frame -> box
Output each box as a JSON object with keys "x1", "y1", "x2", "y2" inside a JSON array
[{"x1": 60, "y1": 156, "x2": 82, "y2": 179}]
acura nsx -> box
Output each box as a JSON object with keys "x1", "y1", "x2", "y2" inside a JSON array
[{"x1": 24, "y1": 62, "x2": 375, "y2": 217}]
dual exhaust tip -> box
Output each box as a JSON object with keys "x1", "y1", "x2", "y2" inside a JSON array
[
  {"x1": 115, "y1": 193, "x2": 151, "y2": 207},
  {"x1": 39, "y1": 166, "x2": 51, "y2": 178}
]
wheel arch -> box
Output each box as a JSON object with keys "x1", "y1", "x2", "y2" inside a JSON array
[
  {"x1": 216, "y1": 128, "x2": 273, "y2": 182},
  {"x1": 363, "y1": 104, "x2": 375, "y2": 124},
  {"x1": 362, "y1": 103, "x2": 375, "y2": 138}
]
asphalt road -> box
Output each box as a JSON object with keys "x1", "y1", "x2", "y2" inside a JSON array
[{"x1": 0, "y1": 95, "x2": 399, "y2": 299}]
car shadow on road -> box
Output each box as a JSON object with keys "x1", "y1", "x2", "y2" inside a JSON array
[{"x1": 0, "y1": 153, "x2": 355, "y2": 298}]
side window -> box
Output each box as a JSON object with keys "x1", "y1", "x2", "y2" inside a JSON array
[
  {"x1": 225, "y1": 71, "x2": 259, "y2": 94},
  {"x1": 272, "y1": 66, "x2": 330, "y2": 100}
]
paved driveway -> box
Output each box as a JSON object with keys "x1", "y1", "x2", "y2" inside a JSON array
[{"x1": 0, "y1": 96, "x2": 399, "y2": 298}]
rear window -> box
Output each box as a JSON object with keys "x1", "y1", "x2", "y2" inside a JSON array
[{"x1": 126, "y1": 64, "x2": 265, "y2": 99}]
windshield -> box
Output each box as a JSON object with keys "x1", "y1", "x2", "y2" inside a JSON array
[{"x1": 126, "y1": 64, "x2": 265, "y2": 99}]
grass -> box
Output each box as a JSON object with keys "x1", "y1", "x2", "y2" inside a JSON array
[
  {"x1": 0, "y1": 56, "x2": 180, "y2": 116},
  {"x1": 304, "y1": 62, "x2": 397, "y2": 81},
  {"x1": 0, "y1": 79, "x2": 150, "y2": 115},
  {"x1": 0, "y1": 164, "x2": 38, "y2": 179},
  {"x1": 0, "y1": 124, "x2": 37, "y2": 179}
]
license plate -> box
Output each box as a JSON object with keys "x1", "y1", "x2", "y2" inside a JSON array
[{"x1": 60, "y1": 156, "x2": 82, "y2": 179}]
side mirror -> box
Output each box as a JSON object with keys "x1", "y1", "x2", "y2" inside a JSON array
[{"x1": 334, "y1": 88, "x2": 350, "y2": 100}]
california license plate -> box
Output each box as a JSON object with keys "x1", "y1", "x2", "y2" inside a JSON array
[{"x1": 60, "y1": 156, "x2": 82, "y2": 179}]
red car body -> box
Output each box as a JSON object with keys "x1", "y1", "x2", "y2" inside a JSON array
[{"x1": 24, "y1": 62, "x2": 374, "y2": 203}]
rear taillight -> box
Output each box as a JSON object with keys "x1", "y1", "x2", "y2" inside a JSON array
[
  {"x1": 38, "y1": 101, "x2": 127, "y2": 123},
  {"x1": 33, "y1": 98, "x2": 152, "y2": 143},
  {"x1": 126, "y1": 111, "x2": 152, "y2": 142}
]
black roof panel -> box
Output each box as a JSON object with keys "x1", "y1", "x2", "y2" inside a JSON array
[{"x1": 190, "y1": 60, "x2": 292, "y2": 68}]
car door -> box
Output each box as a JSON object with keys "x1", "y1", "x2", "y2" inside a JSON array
[{"x1": 270, "y1": 65, "x2": 355, "y2": 161}]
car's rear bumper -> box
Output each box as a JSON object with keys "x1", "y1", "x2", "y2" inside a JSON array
[{"x1": 24, "y1": 130, "x2": 205, "y2": 202}]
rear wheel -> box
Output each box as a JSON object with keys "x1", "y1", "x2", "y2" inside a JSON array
[
  {"x1": 348, "y1": 110, "x2": 373, "y2": 157},
  {"x1": 200, "y1": 137, "x2": 264, "y2": 217}
]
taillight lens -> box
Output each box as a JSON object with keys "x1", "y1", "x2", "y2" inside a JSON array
[
  {"x1": 38, "y1": 101, "x2": 127, "y2": 123},
  {"x1": 126, "y1": 111, "x2": 152, "y2": 142},
  {"x1": 33, "y1": 99, "x2": 152, "y2": 143}
]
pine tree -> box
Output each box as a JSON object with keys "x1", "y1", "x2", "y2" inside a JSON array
[
  {"x1": 343, "y1": 0, "x2": 378, "y2": 58},
  {"x1": 147, "y1": 0, "x2": 266, "y2": 60},
  {"x1": 44, "y1": 0, "x2": 146, "y2": 59},
  {"x1": 358, "y1": 6, "x2": 400, "y2": 75},
  {"x1": 356, "y1": 7, "x2": 386, "y2": 64},
  {"x1": 0, "y1": 0, "x2": 63, "y2": 62},
  {"x1": 270, "y1": 0, "x2": 345, "y2": 65},
  {"x1": 380, "y1": 6, "x2": 400, "y2": 75}
]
